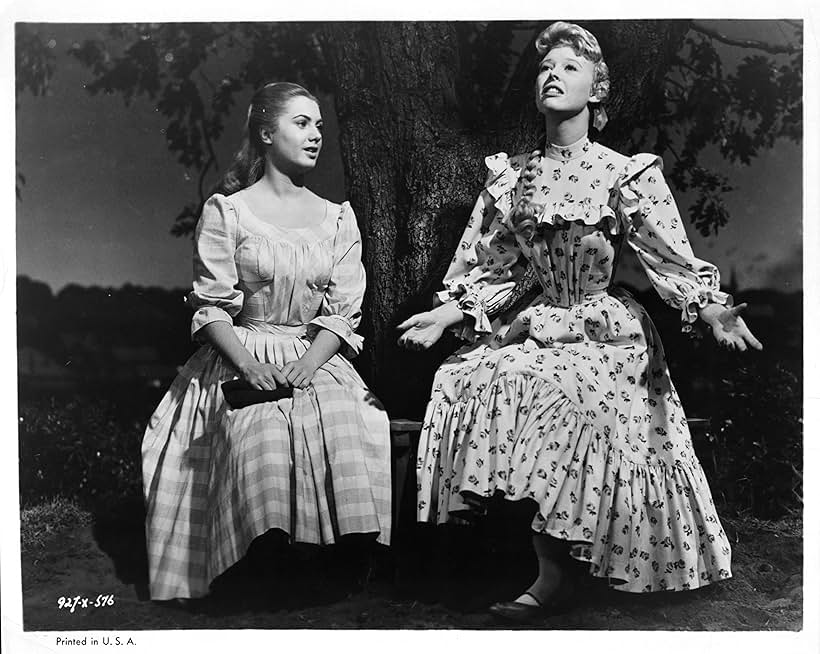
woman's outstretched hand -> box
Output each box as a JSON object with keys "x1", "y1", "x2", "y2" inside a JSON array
[
  {"x1": 397, "y1": 311, "x2": 447, "y2": 351},
  {"x1": 398, "y1": 302, "x2": 467, "y2": 351},
  {"x1": 238, "y1": 361, "x2": 290, "y2": 390},
  {"x1": 700, "y1": 303, "x2": 763, "y2": 352}
]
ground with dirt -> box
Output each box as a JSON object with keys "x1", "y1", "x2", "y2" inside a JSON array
[{"x1": 19, "y1": 499, "x2": 802, "y2": 632}]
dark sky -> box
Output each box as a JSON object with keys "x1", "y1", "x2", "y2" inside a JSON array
[{"x1": 15, "y1": 21, "x2": 803, "y2": 294}]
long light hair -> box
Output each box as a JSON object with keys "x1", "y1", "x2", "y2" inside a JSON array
[{"x1": 213, "y1": 82, "x2": 319, "y2": 196}]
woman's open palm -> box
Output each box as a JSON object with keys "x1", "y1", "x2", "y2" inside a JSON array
[{"x1": 708, "y1": 303, "x2": 763, "y2": 352}]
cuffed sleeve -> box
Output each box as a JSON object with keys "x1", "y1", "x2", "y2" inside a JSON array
[
  {"x1": 306, "y1": 202, "x2": 366, "y2": 358},
  {"x1": 618, "y1": 155, "x2": 733, "y2": 331},
  {"x1": 437, "y1": 152, "x2": 529, "y2": 341},
  {"x1": 188, "y1": 194, "x2": 244, "y2": 341}
]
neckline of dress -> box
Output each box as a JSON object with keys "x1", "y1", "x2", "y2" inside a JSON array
[
  {"x1": 233, "y1": 194, "x2": 335, "y2": 234},
  {"x1": 543, "y1": 134, "x2": 592, "y2": 161}
]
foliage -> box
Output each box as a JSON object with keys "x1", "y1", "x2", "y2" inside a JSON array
[
  {"x1": 699, "y1": 361, "x2": 803, "y2": 519},
  {"x1": 15, "y1": 21, "x2": 803, "y2": 236},
  {"x1": 633, "y1": 21, "x2": 802, "y2": 236},
  {"x1": 15, "y1": 26, "x2": 56, "y2": 200},
  {"x1": 17, "y1": 389, "x2": 155, "y2": 511}
]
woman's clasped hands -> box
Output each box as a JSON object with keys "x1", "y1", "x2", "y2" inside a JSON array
[{"x1": 238, "y1": 358, "x2": 318, "y2": 390}]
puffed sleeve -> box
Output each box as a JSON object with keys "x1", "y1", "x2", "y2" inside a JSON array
[
  {"x1": 617, "y1": 155, "x2": 733, "y2": 330},
  {"x1": 436, "y1": 152, "x2": 530, "y2": 341},
  {"x1": 188, "y1": 194, "x2": 244, "y2": 341},
  {"x1": 306, "y1": 202, "x2": 366, "y2": 358}
]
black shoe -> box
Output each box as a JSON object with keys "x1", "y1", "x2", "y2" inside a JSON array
[{"x1": 488, "y1": 586, "x2": 575, "y2": 624}]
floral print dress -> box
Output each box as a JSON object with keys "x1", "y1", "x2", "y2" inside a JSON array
[{"x1": 416, "y1": 135, "x2": 733, "y2": 593}]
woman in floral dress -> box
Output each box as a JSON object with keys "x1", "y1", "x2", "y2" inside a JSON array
[
  {"x1": 142, "y1": 82, "x2": 391, "y2": 601},
  {"x1": 398, "y1": 22, "x2": 761, "y2": 620}
]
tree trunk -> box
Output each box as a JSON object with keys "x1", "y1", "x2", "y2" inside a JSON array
[{"x1": 319, "y1": 20, "x2": 690, "y2": 417}]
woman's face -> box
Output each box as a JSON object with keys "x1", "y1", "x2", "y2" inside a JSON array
[
  {"x1": 534, "y1": 45, "x2": 598, "y2": 116},
  {"x1": 264, "y1": 96, "x2": 323, "y2": 172}
]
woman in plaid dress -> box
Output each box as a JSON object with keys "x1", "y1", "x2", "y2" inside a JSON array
[
  {"x1": 142, "y1": 83, "x2": 391, "y2": 601},
  {"x1": 398, "y1": 23, "x2": 761, "y2": 621}
]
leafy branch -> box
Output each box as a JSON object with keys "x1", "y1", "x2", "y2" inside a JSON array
[
  {"x1": 15, "y1": 25, "x2": 56, "y2": 200},
  {"x1": 690, "y1": 20, "x2": 800, "y2": 55},
  {"x1": 17, "y1": 21, "x2": 803, "y2": 240},
  {"x1": 637, "y1": 21, "x2": 802, "y2": 236}
]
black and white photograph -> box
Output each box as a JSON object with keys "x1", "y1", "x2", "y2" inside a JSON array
[{"x1": 2, "y1": 2, "x2": 817, "y2": 652}]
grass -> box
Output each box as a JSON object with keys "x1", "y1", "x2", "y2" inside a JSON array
[
  {"x1": 20, "y1": 496, "x2": 93, "y2": 553},
  {"x1": 17, "y1": 499, "x2": 803, "y2": 631}
]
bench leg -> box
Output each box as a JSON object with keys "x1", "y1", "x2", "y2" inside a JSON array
[{"x1": 391, "y1": 431, "x2": 412, "y2": 534}]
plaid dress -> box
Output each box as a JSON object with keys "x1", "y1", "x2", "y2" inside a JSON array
[{"x1": 142, "y1": 194, "x2": 391, "y2": 601}]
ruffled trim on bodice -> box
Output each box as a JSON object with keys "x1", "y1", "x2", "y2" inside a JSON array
[
  {"x1": 440, "y1": 144, "x2": 733, "y2": 341},
  {"x1": 486, "y1": 150, "x2": 621, "y2": 237}
]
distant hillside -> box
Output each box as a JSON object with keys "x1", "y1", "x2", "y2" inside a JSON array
[
  {"x1": 16, "y1": 275, "x2": 802, "y2": 391},
  {"x1": 17, "y1": 276, "x2": 196, "y2": 387}
]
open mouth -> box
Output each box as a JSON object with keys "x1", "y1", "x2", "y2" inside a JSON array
[
  {"x1": 303, "y1": 147, "x2": 319, "y2": 155},
  {"x1": 542, "y1": 85, "x2": 563, "y2": 97}
]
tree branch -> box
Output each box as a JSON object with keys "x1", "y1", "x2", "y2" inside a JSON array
[
  {"x1": 197, "y1": 116, "x2": 218, "y2": 206},
  {"x1": 690, "y1": 21, "x2": 799, "y2": 55}
]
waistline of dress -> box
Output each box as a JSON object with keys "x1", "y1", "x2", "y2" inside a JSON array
[
  {"x1": 539, "y1": 288, "x2": 615, "y2": 309},
  {"x1": 234, "y1": 320, "x2": 308, "y2": 337}
]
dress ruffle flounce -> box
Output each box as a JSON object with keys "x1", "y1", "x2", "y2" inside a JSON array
[{"x1": 418, "y1": 369, "x2": 731, "y2": 593}]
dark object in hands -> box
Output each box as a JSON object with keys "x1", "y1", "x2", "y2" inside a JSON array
[{"x1": 221, "y1": 379, "x2": 293, "y2": 409}]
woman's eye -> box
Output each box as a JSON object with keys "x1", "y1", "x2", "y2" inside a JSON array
[{"x1": 566, "y1": 64, "x2": 577, "y2": 71}]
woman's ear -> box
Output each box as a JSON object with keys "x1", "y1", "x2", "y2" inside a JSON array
[{"x1": 259, "y1": 127, "x2": 274, "y2": 146}]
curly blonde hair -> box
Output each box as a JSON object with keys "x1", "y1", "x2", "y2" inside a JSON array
[{"x1": 535, "y1": 21, "x2": 610, "y2": 103}]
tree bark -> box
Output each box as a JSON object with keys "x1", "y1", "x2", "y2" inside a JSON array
[{"x1": 319, "y1": 20, "x2": 690, "y2": 417}]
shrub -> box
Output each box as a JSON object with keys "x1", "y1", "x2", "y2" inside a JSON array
[
  {"x1": 697, "y1": 360, "x2": 802, "y2": 518},
  {"x1": 18, "y1": 386, "x2": 154, "y2": 510}
]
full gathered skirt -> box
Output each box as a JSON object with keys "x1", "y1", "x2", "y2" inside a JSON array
[{"x1": 142, "y1": 325, "x2": 391, "y2": 601}]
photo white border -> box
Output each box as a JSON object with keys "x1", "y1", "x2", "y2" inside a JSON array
[{"x1": 2, "y1": 1, "x2": 817, "y2": 653}]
